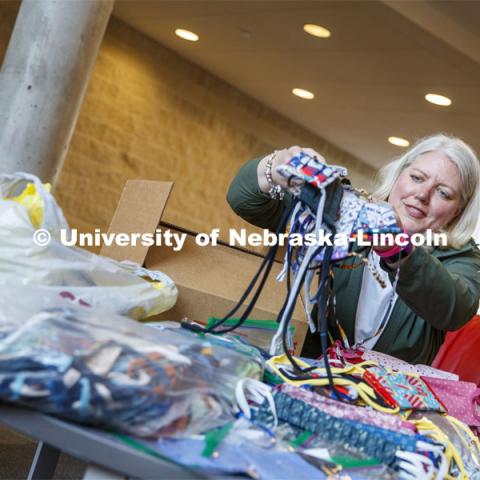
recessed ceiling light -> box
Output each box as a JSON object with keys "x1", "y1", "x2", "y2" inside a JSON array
[
  {"x1": 303, "y1": 24, "x2": 331, "y2": 38},
  {"x1": 388, "y1": 136, "x2": 410, "y2": 147},
  {"x1": 292, "y1": 88, "x2": 315, "y2": 100},
  {"x1": 175, "y1": 28, "x2": 199, "y2": 42},
  {"x1": 425, "y1": 93, "x2": 451, "y2": 106},
  {"x1": 239, "y1": 28, "x2": 252, "y2": 39}
]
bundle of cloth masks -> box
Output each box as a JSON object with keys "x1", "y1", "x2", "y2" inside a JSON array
[
  {"x1": 176, "y1": 153, "x2": 480, "y2": 478},
  {"x1": 139, "y1": 348, "x2": 480, "y2": 479},
  {"x1": 0, "y1": 288, "x2": 263, "y2": 437},
  {"x1": 252, "y1": 382, "x2": 479, "y2": 479},
  {"x1": 244, "y1": 342, "x2": 479, "y2": 479},
  {"x1": 184, "y1": 152, "x2": 403, "y2": 388}
]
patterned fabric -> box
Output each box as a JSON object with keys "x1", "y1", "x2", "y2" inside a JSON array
[
  {"x1": 328, "y1": 340, "x2": 458, "y2": 381},
  {"x1": 277, "y1": 151, "x2": 344, "y2": 191},
  {"x1": 277, "y1": 152, "x2": 402, "y2": 263},
  {"x1": 361, "y1": 349, "x2": 459, "y2": 381},
  {"x1": 279, "y1": 384, "x2": 416, "y2": 435},
  {"x1": 330, "y1": 343, "x2": 459, "y2": 381},
  {"x1": 255, "y1": 386, "x2": 425, "y2": 466},
  {"x1": 270, "y1": 153, "x2": 403, "y2": 359},
  {"x1": 422, "y1": 376, "x2": 480, "y2": 426},
  {"x1": 0, "y1": 307, "x2": 263, "y2": 437},
  {"x1": 412, "y1": 412, "x2": 480, "y2": 479},
  {"x1": 366, "y1": 366, "x2": 446, "y2": 412},
  {"x1": 354, "y1": 200, "x2": 400, "y2": 237},
  {"x1": 151, "y1": 436, "x2": 328, "y2": 480}
]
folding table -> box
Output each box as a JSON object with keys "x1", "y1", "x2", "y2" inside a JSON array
[{"x1": 0, "y1": 404, "x2": 218, "y2": 480}]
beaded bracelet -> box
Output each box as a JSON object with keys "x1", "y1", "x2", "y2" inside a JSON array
[{"x1": 264, "y1": 152, "x2": 285, "y2": 200}]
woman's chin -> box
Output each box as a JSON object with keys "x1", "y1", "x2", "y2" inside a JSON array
[{"x1": 399, "y1": 218, "x2": 423, "y2": 235}]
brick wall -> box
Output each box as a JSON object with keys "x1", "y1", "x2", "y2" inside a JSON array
[
  {"x1": 0, "y1": 2, "x2": 19, "y2": 63},
  {"x1": 1, "y1": 8, "x2": 376, "y2": 244}
]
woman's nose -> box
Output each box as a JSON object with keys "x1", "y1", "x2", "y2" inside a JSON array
[{"x1": 415, "y1": 189, "x2": 430, "y2": 204}]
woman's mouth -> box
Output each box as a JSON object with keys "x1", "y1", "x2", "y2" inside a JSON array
[{"x1": 405, "y1": 204, "x2": 426, "y2": 219}]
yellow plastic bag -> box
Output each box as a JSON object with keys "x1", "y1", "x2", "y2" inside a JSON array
[
  {"x1": 6, "y1": 182, "x2": 51, "y2": 228},
  {"x1": 0, "y1": 172, "x2": 177, "y2": 320}
]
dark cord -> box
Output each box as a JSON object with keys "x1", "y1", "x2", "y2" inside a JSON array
[{"x1": 182, "y1": 199, "x2": 298, "y2": 335}]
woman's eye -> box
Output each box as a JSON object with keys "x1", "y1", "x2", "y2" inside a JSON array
[
  {"x1": 438, "y1": 189, "x2": 451, "y2": 199},
  {"x1": 410, "y1": 174, "x2": 422, "y2": 182}
]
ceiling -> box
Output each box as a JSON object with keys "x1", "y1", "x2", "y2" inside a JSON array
[{"x1": 113, "y1": 0, "x2": 480, "y2": 169}]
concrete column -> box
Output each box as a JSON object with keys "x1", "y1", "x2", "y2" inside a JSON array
[{"x1": 0, "y1": 0, "x2": 114, "y2": 184}]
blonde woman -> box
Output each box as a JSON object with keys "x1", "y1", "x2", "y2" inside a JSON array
[{"x1": 227, "y1": 134, "x2": 480, "y2": 364}]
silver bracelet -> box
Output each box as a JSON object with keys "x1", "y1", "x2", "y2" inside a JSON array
[{"x1": 264, "y1": 152, "x2": 285, "y2": 200}]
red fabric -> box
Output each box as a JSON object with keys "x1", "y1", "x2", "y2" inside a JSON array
[{"x1": 432, "y1": 315, "x2": 480, "y2": 385}]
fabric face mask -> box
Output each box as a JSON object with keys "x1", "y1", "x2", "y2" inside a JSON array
[
  {"x1": 422, "y1": 376, "x2": 480, "y2": 427},
  {"x1": 365, "y1": 366, "x2": 447, "y2": 413}
]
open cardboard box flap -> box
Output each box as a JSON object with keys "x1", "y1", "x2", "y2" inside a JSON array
[{"x1": 101, "y1": 180, "x2": 307, "y2": 352}]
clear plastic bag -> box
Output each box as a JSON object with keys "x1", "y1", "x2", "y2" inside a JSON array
[
  {"x1": 411, "y1": 411, "x2": 480, "y2": 479},
  {"x1": 0, "y1": 287, "x2": 263, "y2": 437},
  {"x1": 0, "y1": 172, "x2": 177, "y2": 319}
]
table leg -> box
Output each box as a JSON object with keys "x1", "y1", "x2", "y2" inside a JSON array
[{"x1": 28, "y1": 441, "x2": 61, "y2": 480}]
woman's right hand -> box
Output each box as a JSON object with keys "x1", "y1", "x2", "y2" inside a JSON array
[{"x1": 257, "y1": 146, "x2": 326, "y2": 194}]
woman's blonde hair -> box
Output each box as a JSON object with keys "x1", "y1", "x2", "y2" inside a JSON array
[{"x1": 374, "y1": 133, "x2": 480, "y2": 248}]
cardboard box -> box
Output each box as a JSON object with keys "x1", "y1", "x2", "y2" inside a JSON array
[{"x1": 101, "y1": 180, "x2": 307, "y2": 352}]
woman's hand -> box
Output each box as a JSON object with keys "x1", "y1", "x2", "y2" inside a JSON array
[
  {"x1": 371, "y1": 204, "x2": 404, "y2": 252},
  {"x1": 257, "y1": 146, "x2": 326, "y2": 194},
  {"x1": 372, "y1": 205, "x2": 414, "y2": 263}
]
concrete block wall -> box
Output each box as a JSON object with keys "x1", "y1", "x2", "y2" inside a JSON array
[{"x1": 1, "y1": 8, "x2": 377, "y2": 245}]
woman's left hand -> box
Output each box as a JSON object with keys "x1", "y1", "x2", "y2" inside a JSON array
[{"x1": 372, "y1": 205, "x2": 414, "y2": 261}]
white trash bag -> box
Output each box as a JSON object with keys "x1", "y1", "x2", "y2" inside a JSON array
[{"x1": 0, "y1": 172, "x2": 177, "y2": 319}]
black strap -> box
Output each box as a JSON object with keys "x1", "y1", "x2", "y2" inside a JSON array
[{"x1": 182, "y1": 199, "x2": 298, "y2": 335}]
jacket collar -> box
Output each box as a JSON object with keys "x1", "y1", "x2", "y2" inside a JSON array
[{"x1": 432, "y1": 238, "x2": 478, "y2": 260}]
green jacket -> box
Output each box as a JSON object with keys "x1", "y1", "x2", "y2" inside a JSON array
[{"x1": 227, "y1": 158, "x2": 480, "y2": 365}]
